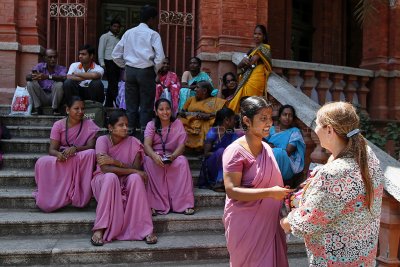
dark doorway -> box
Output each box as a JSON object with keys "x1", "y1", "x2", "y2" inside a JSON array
[{"x1": 291, "y1": 0, "x2": 314, "y2": 62}]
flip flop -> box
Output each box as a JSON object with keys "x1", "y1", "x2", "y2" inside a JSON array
[
  {"x1": 145, "y1": 234, "x2": 157, "y2": 245},
  {"x1": 184, "y1": 208, "x2": 195, "y2": 215},
  {"x1": 151, "y1": 208, "x2": 157, "y2": 216},
  {"x1": 90, "y1": 236, "x2": 104, "y2": 246}
]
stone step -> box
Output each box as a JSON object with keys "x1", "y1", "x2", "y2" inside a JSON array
[
  {"x1": 6, "y1": 125, "x2": 108, "y2": 139},
  {"x1": 6, "y1": 125, "x2": 52, "y2": 138},
  {"x1": 0, "y1": 231, "x2": 228, "y2": 266},
  {"x1": 1, "y1": 152, "x2": 202, "y2": 170},
  {"x1": 0, "y1": 168, "x2": 201, "y2": 188},
  {"x1": 0, "y1": 188, "x2": 225, "y2": 210},
  {"x1": 1, "y1": 138, "x2": 50, "y2": 153},
  {"x1": 0, "y1": 232, "x2": 306, "y2": 266},
  {"x1": 41, "y1": 257, "x2": 310, "y2": 267},
  {"x1": 0, "y1": 207, "x2": 224, "y2": 236},
  {"x1": 0, "y1": 115, "x2": 60, "y2": 127},
  {"x1": 0, "y1": 169, "x2": 36, "y2": 187}
]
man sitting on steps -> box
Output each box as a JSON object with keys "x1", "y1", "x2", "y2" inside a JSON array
[
  {"x1": 64, "y1": 44, "x2": 105, "y2": 105},
  {"x1": 26, "y1": 48, "x2": 67, "y2": 115}
]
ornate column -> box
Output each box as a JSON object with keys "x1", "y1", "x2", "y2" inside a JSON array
[
  {"x1": 287, "y1": 69, "x2": 300, "y2": 89},
  {"x1": 329, "y1": 73, "x2": 344, "y2": 101},
  {"x1": 316, "y1": 72, "x2": 330, "y2": 105},
  {"x1": 343, "y1": 75, "x2": 357, "y2": 103},
  {"x1": 300, "y1": 70, "x2": 315, "y2": 98},
  {"x1": 357, "y1": 76, "x2": 370, "y2": 111},
  {"x1": 309, "y1": 131, "x2": 330, "y2": 164}
]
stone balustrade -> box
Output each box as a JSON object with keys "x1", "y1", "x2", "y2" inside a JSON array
[
  {"x1": 267, "y1": 73, "x2": 400, "y2": 267},
  {"x1": 271, "y1": 59, "x2": 374, "y2": 112}
]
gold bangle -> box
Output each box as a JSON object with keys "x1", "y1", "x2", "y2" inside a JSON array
[{"x1": 119, "y1": 161, "x2": 123, "y2": 168}]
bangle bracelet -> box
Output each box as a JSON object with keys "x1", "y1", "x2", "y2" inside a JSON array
[{"x1": 119, "y1": 161, "x2": 123, "y2": 168}]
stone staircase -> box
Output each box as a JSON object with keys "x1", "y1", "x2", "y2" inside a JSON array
[{"x1": 0, "y1": 106, "x2": 308, "y2": 266}]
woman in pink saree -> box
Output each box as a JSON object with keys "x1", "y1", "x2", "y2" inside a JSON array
[
  {"x1": 223, "y1": 96, "x2": 292, "y2": 267},
  {"x1": 90, "y1": 109, "x2": 156, "y2": 246},
  {"x1": 155, "y1": 57, "x2": 181, "y2": 116},
  {"x1": 144, "y1": 98, "x2": 195, "y2": 216},
  {"x1": 34, "y1": 96, "x2": 99, "y2": 212}
]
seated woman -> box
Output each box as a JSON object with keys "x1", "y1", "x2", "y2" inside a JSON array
[
  {"x1": 155, "y1": 57, "x2": 181, "y2": 116},
  {"x1": 178, "y1": 57, "x2": 217, "y2": 111},
  {"x1": 34, "y1": 96, "x2": 99, "y2": 212},
  {"x1": 228, "y1": 25, "x2": 272, "y2": 113},
  {"x1": 143, "y1": 98, "x2": 195, "y2": 216},
  {"x1": 179, "y1": 81, "x2": 226, "y2": 150},
  {"x1": 217, "y1": 72, "x2": 237, "y2": 101},
  {"x1": 198, "y1": 107, "x2": 238, "y2": 190},
  {"x1": 91, "y1": 109, "x2": 156, "y2": 246},
  {"x1": 265, "y1": 105, "x2": 305, "y2": 186}
]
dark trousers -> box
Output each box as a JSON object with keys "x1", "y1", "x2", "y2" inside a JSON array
[
  {"x1": 125, "y1": 66, "x2": 156, "y2": 138},
  {"x1": 104, "y1": 59, "x2": 122, "y2": 107},
  {"x1": 64, "y1": 79, "x2": 105, "y2": 104}
]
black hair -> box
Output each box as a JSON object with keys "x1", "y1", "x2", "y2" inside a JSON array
[
  {"x1": 79, "y1": 44, "x2": 95, "y2": 56},
  {"x1": 213, "y1": 107, "x2": 235, "y2": 127},
  {"x1": 255, "y1": 24, "x2": 269, "y2": 44},
  {"x1": 154, "y1": 98, "x2": 176, "y2": 135},
  {"x1": 108, "y1": 109, "x2": 128, "y2": 127},
  {"x1": 110, "y1": 18, "x2": 121, "y2": 26},
  {"x1": 66, "y1": 95, "x2": 83, "y2": 108},
  {"x1": 197, "y1": 81, "x2": 213, "y2": 97},
  {"x1": 222, "y1": 72, "x2": 236, "y2": 86},
  {"x1": 190, "y1": 56, "x2": 202, "y2": 66},
  {"x1": 278, "y1": 104, "x2": 296, "y2": 118},
  {"x1": 140, "y1": 5, "x2": 158, "y2": 23},
  {"x1": 240, "y1": 96, "x2": 272, "y2": 130}
]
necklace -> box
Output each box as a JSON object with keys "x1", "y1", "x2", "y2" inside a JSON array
[{"x1": 109, "y1": 134, "x2": 114, "y2": 146}]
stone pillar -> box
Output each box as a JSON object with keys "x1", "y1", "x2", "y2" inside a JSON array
[
  {"x1": 387, "y1": 3, "x2": 400, "y2": 120},
  {"x1": 376, "y1": 192, "x2": 400, "y2": 267},
  {"x1": 360, "y1": 1, "x2": 389, "y2": 120},
  {"x1": 196, "y1": 0, "x2": 268, "y2": 82},
  {"x1": 0, "y1": 0, "x2": 44, "y2": 103}
]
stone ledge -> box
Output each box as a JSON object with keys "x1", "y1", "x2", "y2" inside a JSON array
[{"x1": 0, "y1": 42, "x2": 44, "y2": 54}]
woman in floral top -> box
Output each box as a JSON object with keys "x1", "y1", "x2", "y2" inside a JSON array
[{"x1": 280, "y1": 102, "x2": 384, "y2": 267}]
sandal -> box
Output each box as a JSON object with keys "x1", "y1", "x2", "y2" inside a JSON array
[
  {"x1": 145, "y1": 233, "x2": 157, "y2": 245},
  {"x1": 184, "y1": 208, "x2": 195, "y2": 215},
  {"x1": 151, "y1": 208, "x2": 157, "y2": 216},
  {"x1": 90, "y1": 236, "x2": 104, "y2": 246}
]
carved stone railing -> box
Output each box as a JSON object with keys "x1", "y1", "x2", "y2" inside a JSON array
[
  {"x1": 267, "y1": 73, "x2": 400, "y2": 266},
  {"x1": 271, "y1": 59, "x2": 374, "y2": 113}
]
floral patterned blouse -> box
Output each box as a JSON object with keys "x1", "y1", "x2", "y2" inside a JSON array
[{"x1": 287, "y1": 146, "x2": 384, "y2": 267}]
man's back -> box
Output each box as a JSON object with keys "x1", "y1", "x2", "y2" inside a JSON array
[{"x1": 112, "y1": 23, "x2": 164, "y2": 69}]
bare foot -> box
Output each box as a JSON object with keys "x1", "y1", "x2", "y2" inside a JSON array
[
  {"x1": 91, "y1": 229, "x2": 104, "y2": 246},
  {"x1": 145, "y1": 233, "x2": 157, "y2": 244}
]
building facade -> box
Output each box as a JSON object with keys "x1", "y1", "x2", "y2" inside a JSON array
[{"x1": 0, "y1": 0, "x2": 400, "y2": 121}]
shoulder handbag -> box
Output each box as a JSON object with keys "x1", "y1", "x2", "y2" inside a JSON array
[{"x1": 83, "y1": 100, "x2": 106, "y2": 128}]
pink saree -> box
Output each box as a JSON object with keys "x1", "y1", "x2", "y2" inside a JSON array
[
  {"x1": 222, "y1": 142, "x2": 288, "y2": 267},
  {"x1": 143, "y1": 119, "x2": 194, "y2": 214},
  {"x1": 34, "y1": 119, "x2": 99, "y2": 212},
  {"x1": 91, "y1": 135, "x2": 153, "y2": 242}
]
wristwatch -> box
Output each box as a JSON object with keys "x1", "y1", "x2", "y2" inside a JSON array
[{"x1": 48, "y1": 74, "x2": 53, "y2": 80}]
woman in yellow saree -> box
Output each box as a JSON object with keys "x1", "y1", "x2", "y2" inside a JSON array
[
  {"x1": 228, "y1": 25, "x2": 272, "y2": 113},
  {"x1": 179, "y1": 81, "x2": 226, "y2": 150}
]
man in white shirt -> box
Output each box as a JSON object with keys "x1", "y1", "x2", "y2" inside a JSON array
[
  {"x1": 64, "y1": 44, "x2": 105, "y2": 104},
  {"x1": 112, "y1": 5, "x2": 165, "y2": 138},
  {"x1": 98, "y1": 19, "x2": 122, "y2": 107}
]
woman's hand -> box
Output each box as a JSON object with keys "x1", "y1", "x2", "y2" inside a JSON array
[
  {"x1": 56, "y1": 151, "x2": 67, "y2": 162},
  {"x1": 280, "y1": 217, "x2": 292, "y2": 234},
  {"x1": 240, "y1": 56, "x2": 251, "y2": 67},
  {"x1": 136, "y1": 170, "x2": 148, "y2": 184},
  {"x1": 62, "y1": 146, "x2": 77, "y2": 158},
  {"x1": 152, "y1": 153, "x2": 165, "y2": 167},
  {"x1": 97, "y1": 153, "x2": 115, "y2": 166},
  {"x1": 268, "y1": 186, "x2": 293, "y2": 200},
  {"x1": 196, "y1": 112, "x2": 210, "y2": 120}
]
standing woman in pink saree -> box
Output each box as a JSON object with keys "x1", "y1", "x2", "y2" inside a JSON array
[
  {"x1": 91, "y1": 109, "x2": 156, "y2": 246},
  {"x1": 223, "y1": 96, "x2": 292, "y2": 267},
  {"x1": 34, "y1": 96, "x2": 99, "y2": 212},
  {"x1": 144, "y1": 98, "x2": 195, "y2": 216}
]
